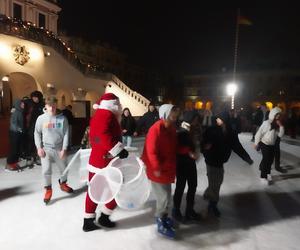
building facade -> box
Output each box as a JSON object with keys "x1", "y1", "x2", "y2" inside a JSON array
[
  {"x1": 183, "y1": 70, "x2": 300, "y2": 113},
  {"x1": 0, "y1": 0, "x2": 60, "y2": 34},
  {"x1": 0, "y1": 0, "x2": 150, "y2": 156}
]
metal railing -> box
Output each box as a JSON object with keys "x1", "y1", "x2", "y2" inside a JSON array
[{"x1": 0, "y1": 16, "x2": 150, "y2": 107}]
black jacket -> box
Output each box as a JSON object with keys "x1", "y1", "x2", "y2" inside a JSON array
[
  {"x1": 121, "y1": 116, "x2": 136, "y2": 136},
  {"x1": 136, "y1": 110, "x2": 159, "y2": 134},
  {"x1": 201, "y1": 125, "x2": 232, "y2": 167}
]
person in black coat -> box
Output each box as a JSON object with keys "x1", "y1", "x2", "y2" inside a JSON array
[
  {"x1": 121, "y1": 108, "x2": 136, "y2": 147},
  {"x1": 6, "y1": 99, "x2": 25, "y2": 171},
  {"x1": 23, "y1": 91, "x2": 44, "y2": 164},
  {"x1": 134, "y1": 102, "x2": 159, "y2": 136},
  {"x1": 201, "y1": 112, "x2": 232, "y2": 217},
  {"x1": 173, "y1": 115, "x2": 201, "y2": 222}
]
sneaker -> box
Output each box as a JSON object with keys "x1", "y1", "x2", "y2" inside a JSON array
[
  {"x1": 172, "y1": 208, "x2": 183, "y2": 222},
  {"x1": 59, "y1": 180, "x2": 74, "y2": 193},
  {"x1": 156, "y1": 217, "x2": 175, "y2": 239},
  {"x1": 82, "y1": 218, "x2": 101, "y2": 232},
  {"x1": 98, "y1": 213, "x2": 116, "y2": 228},
  {"x1": 44, "y1": 186, "x2": 52, "y2": 204},
  {"x1": 185, "y1": 209, "x2": 202, "y2": 221},
  {"x1": 156, "y1": 217, "x2": 174, "y2": 229}
]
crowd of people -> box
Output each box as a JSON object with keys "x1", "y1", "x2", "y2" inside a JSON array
[{"x1": 4, "y1": 91, "x2": 300, "y2": 239}]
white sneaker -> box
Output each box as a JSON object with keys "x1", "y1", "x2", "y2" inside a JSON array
[
  {"x1": 267, "y1": 174, "x2": 272, "y2": 182},
  {"x1": 260, "y1": 178, "x2": 269, "y2": 186}
]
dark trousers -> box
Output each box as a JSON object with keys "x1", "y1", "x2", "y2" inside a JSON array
[
  {"x1": 259, "y1": 142, "x2": 275, "y2": 178},
  {"x1": 274, "y1": 137, "x2": 280, "y2": 168},
  {"x1": 232, "y1": 137, "x2": 252, "y2": 163},
  {"x1": 22, "y1": 128, "x2": 36, "y2": 159},
  {"x1": 173, "y1": 155, "x2": 197, "y2": 213},
  {"x1": 7, "y1": 131, "x2": 23, "y2": 164}
]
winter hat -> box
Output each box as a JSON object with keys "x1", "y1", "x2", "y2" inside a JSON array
[
  {"x1": 30, "y1": 90, "x2": 43, "y2": 100},
  {"x1": 268, "y1": 107, "x2": 282, "y2": 122},
  {"x1": 93, "y1": 93, "x2": 119, "y2": 110},
  {"x1": 159, "y1": 104, "x2": 174, "y2": 120}
]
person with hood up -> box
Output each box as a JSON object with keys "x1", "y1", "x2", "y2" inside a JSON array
[
  {"x1": 142, "y1": 104, "x2": 179, "y2": 239},
  {"x1": 6, "y1": 99, "x2": 25, "y2": 171},
  {"x1": 82, "y1": 93, "x2": 128, "y2": 232},
  {"x1": 134, "y1": 102, "x2": 159, "y2": 136},
  {"x1": 201, "y1": 112, "x2": 232, "y2": 217},
  {"x1": 23, "y1": 91, "x2": 44, "y2": 164},
  {"x1": 254, "y1": 107, "x2": 284, "y2": 185},
  {"x1": 34, "y1": 96, "x2": 73, "y2": 204}
]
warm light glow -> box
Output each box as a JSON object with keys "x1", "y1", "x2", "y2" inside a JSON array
[
  {"x1": 226, "y1": 83, "x2": 237, "y2": 96},
  {"x1": 0, "y1": 42, "x2": 11, "y2": 59},
  {"x1": 1, "y1": 76, "x2": 9, "y2": 82},
  {"x1": 45, "y1": 51, "x2": 51, "y2": 56},
  {"x1": 265, "y1": 102, "x2": 273, "y2": 110},
  {"x1": 205, "y1": 101, "x2": 212, "y2": 110},
  {"x1": 226, "y1": 83, "x2": 237, "y2": 109},
  {"x1": 28, "y1": 47, "x2": 43, "y2": 61},
  {"x1": 47, "y1": 83, "x2": 54, "y2": 88},
  {"x1": 195, "y1": 101, "x2": 203, "y2": 110}
]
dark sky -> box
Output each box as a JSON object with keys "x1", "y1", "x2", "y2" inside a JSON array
[{"x1": 57, "y1": 3, "x2": 300, "y2": 75}]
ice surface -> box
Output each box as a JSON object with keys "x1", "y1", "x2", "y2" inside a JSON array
[{"x1": 1, "y1": 133, "x2": 300, "y2": 250}]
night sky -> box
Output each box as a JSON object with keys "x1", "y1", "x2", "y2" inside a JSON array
[{"x1": 57, "y1": 3, "x2": 300, "y2": 75}]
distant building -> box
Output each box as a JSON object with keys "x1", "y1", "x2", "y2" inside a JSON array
[
  {"x1": 183, "y1": 70, "x2": 300, "y2": 113},
  {"x1": 0, "y1": 0, "x2": 61, "y2": 34}
]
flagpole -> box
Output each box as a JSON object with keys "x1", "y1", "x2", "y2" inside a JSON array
[{"x1": 233, "y1": 8, "x2": 240, "y2": 82}]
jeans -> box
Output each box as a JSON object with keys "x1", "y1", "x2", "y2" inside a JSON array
[{"x1": 122, "y1": 136, "x2": 132, "y2": 147}]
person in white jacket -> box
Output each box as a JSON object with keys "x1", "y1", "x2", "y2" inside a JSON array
[{"x1": 254, "y1": 107, "x2": 284, "y2": 185}]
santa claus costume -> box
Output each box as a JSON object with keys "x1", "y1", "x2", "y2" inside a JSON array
[{"x1": 83, "y1": 93, "x2": 128, "y2": 232}]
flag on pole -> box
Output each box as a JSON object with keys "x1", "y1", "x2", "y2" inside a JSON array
[{"x1": 238, "y1": 15, "x2": 252, "y2": 25}]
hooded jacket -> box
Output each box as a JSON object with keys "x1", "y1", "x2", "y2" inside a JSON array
[
  {"x1": 34, "y1": 110, "x2": 69, "y2": 150},
  {"x1": 255, "y1": 107, "x2": 284, "y2": 146},
  {"x1": 142, "y1": 104, "x2": 177, "y2": 183},
  {"x1": 10, "y1": 99, "x2": 24, "y2": 133}
]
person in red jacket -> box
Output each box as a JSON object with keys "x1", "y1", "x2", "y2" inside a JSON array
[
  {"x1": 142, "y1": 104, "x2": 179, "y2": 239},
  {"x1": 82, "y1": 93, "x2": 128, "y2": 232}
]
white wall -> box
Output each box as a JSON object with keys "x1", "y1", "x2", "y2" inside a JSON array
[{"x1": 0, "y1": 34, "x2": 148, "y2": 116}]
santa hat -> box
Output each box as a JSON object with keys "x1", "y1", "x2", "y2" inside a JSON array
[{"x1": 93, "y1": 93, "x2": 119, "y2": 110}]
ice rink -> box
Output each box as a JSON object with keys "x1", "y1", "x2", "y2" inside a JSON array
[{"x1": 1, "y1": 133, "x2": 300, "y2": 250}]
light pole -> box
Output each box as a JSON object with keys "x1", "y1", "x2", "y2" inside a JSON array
[{"x1": 226, "y1": 83, "x2": 237, "y2": 109}]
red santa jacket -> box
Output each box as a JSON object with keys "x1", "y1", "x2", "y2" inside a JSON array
[
  {"x1": 89, "y1": 109, "x2": 122, "y2": 168},
  {"x1": 141, "y1": 119, "x2": 177, "y2": 184}
]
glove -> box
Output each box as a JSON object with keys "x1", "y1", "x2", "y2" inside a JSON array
[{"x1": 118, "y1": 149, "x2": 129, "y2": 159}]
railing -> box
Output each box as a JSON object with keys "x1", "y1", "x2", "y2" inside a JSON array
[
  {"x1": 110, "y1": 75, "x2": 150, "y2": 107},
  {"x1": 0, "y1": 16, "x2": 150, "y2": 108},
  {"x1": 0, "y1": 16, "x2": 106, "y2": 77}
]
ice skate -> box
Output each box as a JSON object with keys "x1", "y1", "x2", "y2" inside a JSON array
[
  {"x1": 208, "y1": 201, "x2": 221, "y2": 218},
  {"x1": 172, "y1": 208, "x2": 183, "y2": 222},
  {"x1": 44, "y1": 186, "x2": 52, "y2": 204},
  {"x1": 185, "y1": 209, "x2": 202, "y2": 222},
  {"x1": 156, "y1": 217, "x2": 175, "y2": 239},
  {"x1": 59, "y1": 179, "x2": 74, "y2": 193}
]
